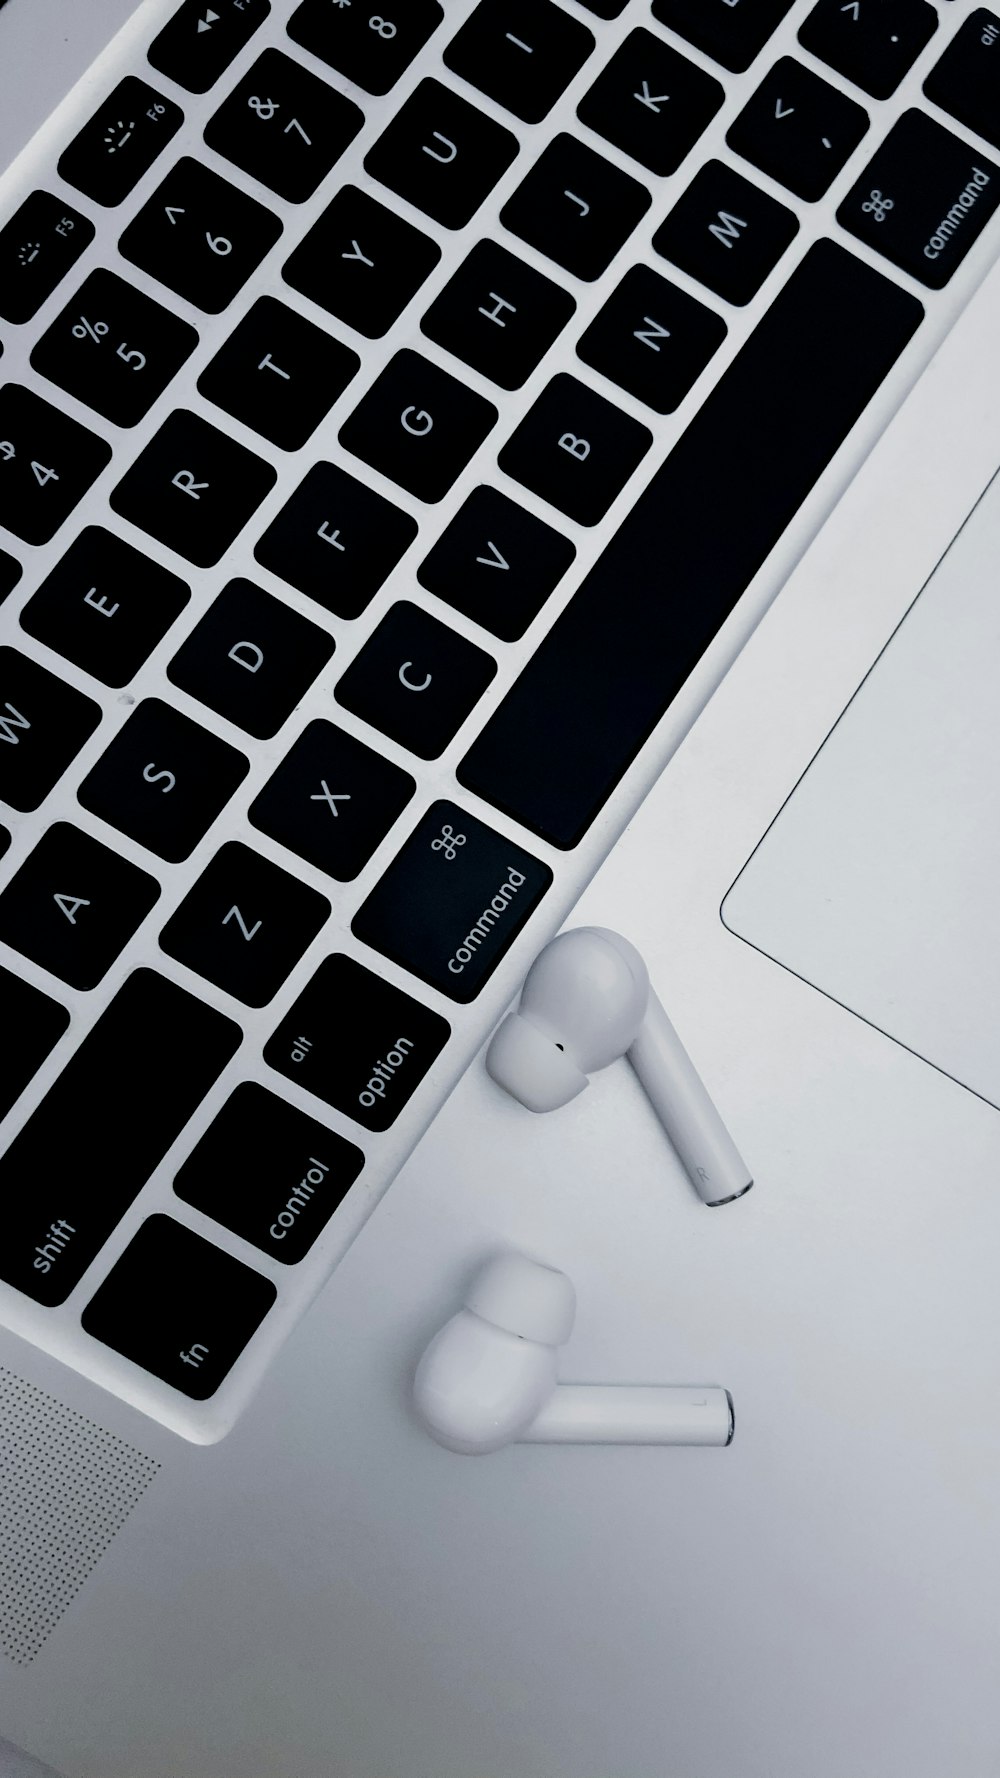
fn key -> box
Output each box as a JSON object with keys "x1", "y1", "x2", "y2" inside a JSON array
[{"x1": 82, "y1": 1215, "x2": 275, "y2": 1401}]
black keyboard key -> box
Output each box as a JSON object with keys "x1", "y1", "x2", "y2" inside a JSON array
[
  {"x1": 443, "y1": 0, "x2": 594, "y2": 125},
  {"x1": 0, "y1": 549, "x2": 21, "y2": 602},
  {"x1": 653, "y1": 159, "x2": 799, "y2": 306},
  {"x1": 421, "y1": 240, "x2": 575, "y2": 390},
  {"x1": 0, "y1": 646, "x2": 101, "y2": 811},
  {"x1": 264, "y1": 953, "x2": 450, "y2": 1133},
  {"x1": 497, "y1": 372, "x2": 651, "y2": 525},
  {"x1": 577, "y1": 28, "x2": 724, "y2": 177},
  {"x1": 0, "y1": 969, "x2": 240, "y2": 1307},
  {"x1": 924, "y1": 11, "x2": 1000, "y2": 152},
  {"x1": 0, "y1": 965, "x2": 69, "y2": 1122},
  {"x1": 0, "y1": 385, "x2": 112, "y2": 547},
  {"x1": 159, "y1": 839, "x2": 329, "y2": 1006},
  {"x1": 576, "y1": 265, "x2": 727, "y2": 415},
  {"x1": 168, "y1": 577, "x2": 334, "y2": 738},
  {"x1": 283, "y1": 185, "x2": 441, "y2": 339},
  {"x1": 726, "y1": 57, "x2": 869, "y2": 202},
  {"x1": 119, "y1": 157, "x2": 282, "y2": 314},
  {"x1": 174, "y1": 1082, "x2": 364, "y2": 1263},
  {"x1": 111, "y1": 409, "x2": 276, "y2": 568},
  {"x1": 839, "y1": 112, "x2": 1000, "y2": 289},
  {"x1": 204, "y1": 48, "x2": 364, "y2": 204},
  {"x1": 57, "y1": 77, "x2": 183, "y2": 208},
  {"x1": 31, "y1": 268, "x2": 198, "y2": 428},
  {"x1": 459, "y1": 241, "x2": 923, "y2": 848},
  {"x1": 77, "y1": 698, "x2": 250, "y2": 862},
  {"x1": 0, "y1": 822, "x2": 159, "y2": 990},
  {"x1": 198, "y1": 296, "x2": 358, "y2": 450},
  {"x1": 82, "y1": 1214, "x2": 275, "y2": 1400},
  {"x1": 248, "y1": 719, "x2": 415, "y2": 880},
  {"x1": 650, "y1": 0, "x2": 795, "y2": 74},
  {"x1": 799, "y1": 0, "x2": 937, "y2": 101},
  {"x1": 417, "y1": 486, "x2": 575, "y2": 643},
  {"x1": 335, "y1": 601, "x2": 496, "y2": 759},
  {"x1": 339, "y1": 349, "x2": 497, "y2": 503},
  {"x1": 287, "y1": 0, "x2": 443, "y2": 96},
  {"x1": 500, "y1": 134, "x2": 650, "y2": 281},
  {"x1": 20, "y1": 528, "x2": 190, "y2": 689},
  {"x1": 364, "y1": 79, "x2": 519, "y2": 230},
  {"x1": 254, "y1": 462, "x2": 417, "y2": 621},
  {"x1": 353, "y1": 799, "x2": 551, "y2": 1004},
  {"x1": 149, "y1": 0, "x2": 271, "y2": 95},
  {"x1": 0, "y1": 193, "x2": 94, "y2": 325}
]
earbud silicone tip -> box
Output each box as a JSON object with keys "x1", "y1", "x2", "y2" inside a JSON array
[
  {"x1": 465, "y1": 1253, "x2": 576, "y2": 1348},
  {"x1": 486, "y1": 1012, "x2": 588, "y2": 1113}
]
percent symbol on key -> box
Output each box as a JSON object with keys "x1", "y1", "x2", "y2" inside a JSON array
[{"x1": 73, "y1": 316, "x2": 109, "y2": 343}]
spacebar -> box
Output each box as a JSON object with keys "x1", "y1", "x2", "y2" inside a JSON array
[{"x1": 458, "y1": 241, "x2": 923, "y2": 849}]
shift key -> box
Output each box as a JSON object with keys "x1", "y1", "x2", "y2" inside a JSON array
[{"x1": 0, "y1": 969, "x2": 241, "y2": 1306}]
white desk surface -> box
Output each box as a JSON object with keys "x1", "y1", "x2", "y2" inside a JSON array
[{"x1": 2, "y1": 5, "x2": 1000, "y2": 1775}]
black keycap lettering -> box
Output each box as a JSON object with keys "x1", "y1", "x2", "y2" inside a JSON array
[
  {"x1": 335, "y1": 600, "x2": 496, "y2": 759},
  {"x1": 159, "y1": 839, "x2": 330, "y2": 1006},
  {"x1": 168, "y1": 577, "x2": 334, "y2": 737},
  {"x1": 0, "y1": 965, "x2": 70, "y2": 1123},
  {"x1": 248, "y1": 719, "x2": 415, "y2": 880},
  {"x1": 174, "y1": 1082, "x2": 364, "y2": 1263},
  {"x1": 577, "y1": 28, "x2": 724, "y2": 177},
  {"x1": 204, "y1": 48, "x2": 364, "y2": 203},
  {"x1": 0, "y1": 192, "x2": 94, "y2": 325},
  {"x1": 500, "y1": 134, "x2": 650, "y2": 281},
  {"x1": 353, "y1": 800, "x2": 551, "y2": 1004},
  {"x1": 417, "y1": 486, "x2": 575, "y2": 643},
  {"x1": 364, "y1": 79, "x2": 519, "y2": 230},
  {"x1": 20, "y1": 528, "x2": 190, "y2": 688},
  {"x1": 924, "y1": 10, "x2": 1000, "y2": 152},
  {"x1": 421, "y1": 239, "x2": 575, "y2": 391},
  {"x1": 119, "y1": 157, "x2": 282, "y2": 314},
  {"x1": 0, "y1": 647, "x2": 101, "y2": 810},
  {"x1": 57, "y1": 77, "x2": 183, "y2": 207},
  {"x1": 338, "y1": 348, "x2": 497, "y2": 503},
  {"x1": 283, "y1": 184, "x2": 441, "y2": 339},
  {"x1": 110, "y1": 409, "x2": 277, "y2": 567},
  {"x1": 0, "y1": 821, "x2": 160, "y2": 990},
  {"x1": 653, "y1": 160, "x2": 799, "y2": 306},
  {"x1": 82, "y1": 1215, "x2": 275, "y2": 1400},
  {"x1": 459, "y1": 243, "x2": 923, "y2": 848},
  {"x1": 198, "y1": 296, "x2": 359, "y2": 449},
  {"x1": 0, "y1": 970, "x2": 240, "y2": 1307},
  {"x1": 443, "y1": 0, "x2": 594, "y2": 125},
  {"x1": 148, "y1": 0, "x2": 271, "y2": 95},
  {"x1": 0, "y1": 384, "x2": 112, "y2": 547},
  {"x1": 77, "y1": 698, "x2": 250, "y2": 862},
  {"x1": 264, "y1": 953, "x2": 450, "y2": 1133},
  {"x1": 254, "y1": 461, "x2": 417, "y2": 621},
  {"x1": 497, "y1": 373, "x2": 651, "y2": 525},
  {"x1": 799, "y1": 0, "x2": 937, "y2": 101},
  {"x1": 838, "y1": 110, "x2": 1000, "y2": 289},
  {"x1": 726, "y1": 57, "x2": 869, "y2": 202},
  {"x1": 31, "y1": 267, "x2": 199, "y2": 428},
  {"x1": 288, "y1": 0, "x2": 443, "y2": 96},
  {"x1": 576, "y1": 264, "x2": 727, "y2": 414}
]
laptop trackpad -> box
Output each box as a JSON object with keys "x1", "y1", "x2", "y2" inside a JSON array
[{"x1": 721, "y1": 465, "x2": 1000, "y2": 1109}]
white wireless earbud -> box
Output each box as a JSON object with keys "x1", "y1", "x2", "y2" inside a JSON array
[
  {"x1": 486, "y1": 927, "x2": 753, "y2": 1208},
  {"x1": 413, "y1": 1252, "x2": 734, "y2": 1456}
]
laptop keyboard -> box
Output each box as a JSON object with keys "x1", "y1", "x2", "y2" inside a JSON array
[{"x1": 1, "y1": 0, "x2": 998, "y2": 1436}]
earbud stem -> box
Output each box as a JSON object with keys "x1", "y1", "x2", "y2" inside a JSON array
[
  {"x1": 519, "y1": 1384, "x2": 734, "y2": 1447},
  {"x1": 627, "y1": 991, "x2": 753, "y2": 1207}
]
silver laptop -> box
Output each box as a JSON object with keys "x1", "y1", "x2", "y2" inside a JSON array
[{"x1": 2, "y1": 2, "x2": 1000, "y2": 1773}]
